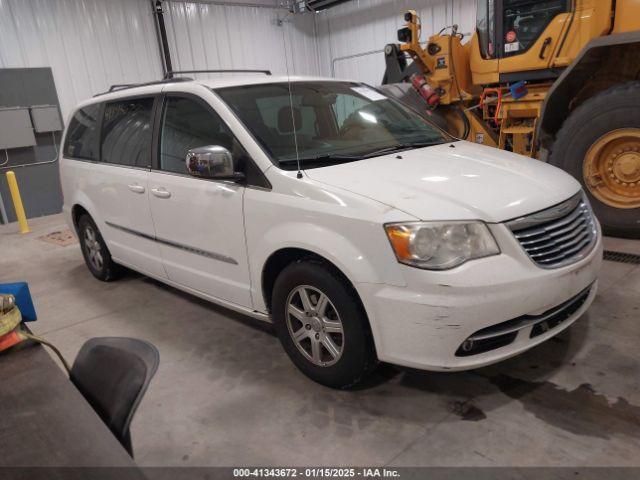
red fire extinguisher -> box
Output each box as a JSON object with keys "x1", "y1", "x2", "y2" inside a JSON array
[{"x1": 411, "y1": 74, "x2": 440, "y2": 109}]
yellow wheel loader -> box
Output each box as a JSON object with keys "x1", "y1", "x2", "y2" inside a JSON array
[{"x1": 381, "y1": 0, "x2": 640, "y2": 238}]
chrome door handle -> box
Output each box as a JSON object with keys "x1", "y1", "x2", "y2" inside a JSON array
[
  {"x1": 128, "y1": 183, "x2": 145, "y2": 194},
  {"x1": 151, "y1": 187, "x2": 171, "y2": 199}
]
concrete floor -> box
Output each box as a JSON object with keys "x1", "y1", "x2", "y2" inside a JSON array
[{"x1": 1, "y1": 213, "x2": 639, "y2": 467}]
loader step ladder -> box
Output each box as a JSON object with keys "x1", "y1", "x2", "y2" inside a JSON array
[{"x1": 499, "y1": 116, "x2": 538, "y2": 157}]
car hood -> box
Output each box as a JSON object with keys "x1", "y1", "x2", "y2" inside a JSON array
[{"x1": 304, "y1": 141, "x2": 581, "y2": 223}]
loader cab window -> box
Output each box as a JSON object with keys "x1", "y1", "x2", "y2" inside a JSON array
[
  {"x1": 476, "y1": 0, "x2": 496, "y2": 59},
  {"x1": 476, "y1": 0, "x2": 570, "y2": 59},
  {"x1": 502, "y1": 0, "x2": 569, "y2": 57}
]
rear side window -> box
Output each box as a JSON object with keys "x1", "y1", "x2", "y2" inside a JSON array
[
  {"x1": 63, "y1": 104, "x2": 101, "y2": 160},
  {"x1": 101, "y1": 97, "x2": 154, "y2": 167}
]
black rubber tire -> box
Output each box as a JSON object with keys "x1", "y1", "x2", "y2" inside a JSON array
[
  {"x1": 272, "y1": 260, "x2": 377, "y2": 389},
  {"x1": 77, "y1": 214, "x2": 122, "y2": 282},
  {"x1": 549, "y1": 82, "x2": 640, "y2": 239}
]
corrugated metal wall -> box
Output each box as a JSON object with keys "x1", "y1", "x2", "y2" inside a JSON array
[
  {"x1": 163, "y1": 1, "x2": 320, "y2": 79},
  {"x1": 0, "y1": 0, "x2": 162, "y2": 120},
  {"x1": 0, "y1": 0, "x2": 477, "y2": 119},
  {"x1": 314, "y1": 0, "x2": 477, "y2": 85},
  {"x1": 0, "y1": 0, "x2": 321, "y2": 120}
]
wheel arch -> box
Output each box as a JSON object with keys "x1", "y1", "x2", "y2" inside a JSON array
[
  {"x1": 250, "y1": 219, "x2": 405, "y2": 314},
  {"x1": 261, "y1": 246, "x2": 380, "y2": 367},
  {"x1": 71, "y1": 204, "x2": 90, "y2": 232},
  {"x1": 539, "y1": 32, "x2": 640, "y2": 151},
  {"x1": 261, "y1": 247, "x2": 364, "y2": 315},
  {"x1": 65, "y1": 181, "x2": 103, "y2": 232}
]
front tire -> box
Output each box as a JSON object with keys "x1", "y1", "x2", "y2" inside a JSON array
[
  {"x1": 77, "y1": 215, "x2": 122, "y2": 282},
  {"x1": 549, "y1": 82, "x2": 640, "y2": 238},
  {"x1": 272, "y1": 260, "x2": 377, "y2": 389}
]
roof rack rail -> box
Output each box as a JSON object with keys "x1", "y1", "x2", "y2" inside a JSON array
[
  {"x1": 93, "y1": 77, "x2": 194, "y2": 97},
  {"x1": 164, "y1": 69, "x2": 272, "y2": 79},
  {"x1": 108, "y1": 83, "x2": 135, "y2": 92}
]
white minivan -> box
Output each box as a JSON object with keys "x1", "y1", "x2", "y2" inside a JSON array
[{"x1": 60, "y1": 74, "x2": 602, "y2": 388}]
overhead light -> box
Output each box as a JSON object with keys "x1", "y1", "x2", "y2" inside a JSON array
[{"x1": 291, "y1": 0, "x2": 352, "y2": 13}]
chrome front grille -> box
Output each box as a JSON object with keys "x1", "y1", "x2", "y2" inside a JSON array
[{"x1": 506, "y1": 192, "x2": 598, "y2": 269}]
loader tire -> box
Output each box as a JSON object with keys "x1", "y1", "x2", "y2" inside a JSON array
[{"x1": 549, "y1": 82, "x2": 640, "y2": 239}]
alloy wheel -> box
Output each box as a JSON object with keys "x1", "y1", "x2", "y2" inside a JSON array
[
  {"x1": 285, "y1": 285, "x2": 344, "y2": 367},
  {"x1": 83, "y1": 226, "x2": 104, "y2": 271}
]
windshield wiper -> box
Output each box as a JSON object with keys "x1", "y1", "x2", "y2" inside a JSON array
[
  {"x1": 362, "y1": 141, "x2": 443, "y2": 158},
  {"x1": 279, "y1": 153, "x2": 364, "y2": 165},
  {"x1": 278, "y1": 141, "x2": 443, "y2": 168}
]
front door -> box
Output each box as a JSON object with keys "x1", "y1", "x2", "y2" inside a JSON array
[{"x1": 147, "y1": 92, "x2": 252, "y2": 307}]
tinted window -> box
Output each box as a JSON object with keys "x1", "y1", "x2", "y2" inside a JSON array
[
  {"x1": 159, "y1": 96, "x2": 242, "y2": 175},
  {"x1": 503, "y1": 0, "x2": 568, "y2": 56},
  {"x1": 63, "y1": 104, "x2": 101, "y2": 160},
  {"x1": 101, "y1": 97, "x2": 154, "y2": 167}
]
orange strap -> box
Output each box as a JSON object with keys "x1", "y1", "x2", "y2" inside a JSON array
[{"x1": 0, "y1": 330, "x2": 25, "y2": 352}]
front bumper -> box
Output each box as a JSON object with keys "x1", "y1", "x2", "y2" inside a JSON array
[{"x1": 356, "y1": 222, "x2": 603, "y2": 371}]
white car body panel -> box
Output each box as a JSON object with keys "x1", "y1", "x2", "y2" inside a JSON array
[
  {"x1": 243, "y1": 167, "x2": 416, "y2": 313},
  {"x1": 60, "y1": 158, "x2": 166, "y2": 280},
  {"x1": 147, "y1": 170, "x2": 251, "y2": 307},
  {"x1": 305, "y1": 141, "x2": 582, "y2": 222},
  {"x1": 59, "y1": 76, "x2": 602, "y2": 372}
]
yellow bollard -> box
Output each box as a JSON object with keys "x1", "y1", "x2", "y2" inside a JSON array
[{"x1": 5, "y1": 171, "x2": 30, "y2": 234}]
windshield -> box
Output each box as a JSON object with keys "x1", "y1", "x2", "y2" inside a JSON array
[{"x1": 215, "y1": 81, "x2": 450, "y2": 170}]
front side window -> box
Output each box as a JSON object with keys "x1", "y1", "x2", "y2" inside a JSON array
[
  {"x1": 502, "y1": 0, "x2": 568, "y2": 57},
  {"x1": 63, "y1": 104, "x2": 101, "y2": 160},
  {"x1": 216, "y1": 82, "x2": 450, "y2": 170},
  {"x1": 101, "y1": 97, "x2": 154, "y2": 167},
  {"x1": 159, "y1": 96, "x2": 246, "y2": 175}
]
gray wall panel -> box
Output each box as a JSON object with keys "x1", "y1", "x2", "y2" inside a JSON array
[
  {"x1": 0, "y1": 68, "x2": 63, "y2": 223},
  {"x1": 0, "y1": 109, "x2": 36, "y2": 149},
  {"x1": 31, "y1": 106, "x2": 63, "y2": 133}
]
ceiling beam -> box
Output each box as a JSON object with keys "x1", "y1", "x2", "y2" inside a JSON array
[{"x1": 164, "y1": 0, "x2": 283, "y2": 9}]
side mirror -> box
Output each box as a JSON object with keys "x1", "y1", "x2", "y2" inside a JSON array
[{"x1": 185, "y1": 145, "x2": 244, "y2": 181}]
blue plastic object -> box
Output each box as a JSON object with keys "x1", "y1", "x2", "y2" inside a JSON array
[
  {"x1": 509, "y1": 80, "x2": 528, "y2": 100},
  {"x1": 0, "y1": 282, "x2": 37, "y2": 322}
]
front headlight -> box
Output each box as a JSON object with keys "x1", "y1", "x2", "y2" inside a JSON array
[{"x1": 384, "y1": 221, "x2": 500, "y2": 270}]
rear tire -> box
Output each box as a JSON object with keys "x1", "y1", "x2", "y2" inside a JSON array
[
  {"x1": 77, "y1": 215, "x2": 122, "y2": 282},
  {"x1": 272, "y1": 260, "x2": 377, "y2": 389},
  {"x1": 549, "y1": 82, "x2": 640, "y2": 239}
]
